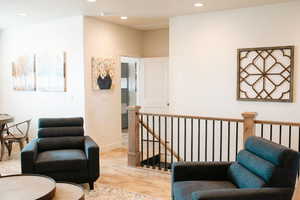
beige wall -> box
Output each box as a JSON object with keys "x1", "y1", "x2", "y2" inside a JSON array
[
  {"x1": 0, "y1": 15, "x2": 169, "y2": 150},
  {"x1": 170, "y1": 1, "x2": 300, "y2": 122},
  {"x1": 142, "y1": 28, "x2": 169, "y2": 57},
  {"x1": 0, "y1": 16, "x2": 85, "y2": 138},
  {"x1": 83, "y1": 18, "x2": 170, "y2": 150},
  {"x1": 84, "y1": 17, "x2": 143, "y2": 151}
]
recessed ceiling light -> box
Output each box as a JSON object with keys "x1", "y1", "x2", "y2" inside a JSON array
[
  {"x1": 17, "y1": 13, "x2": 27, "y2": 17},
  {"x1": 120, "y1": 16, "x2": 128, "y2": 20},
  {"x1": 87, "y1": 0, "x2": 96, "y2": 2},
  {"x1": 194, "y1": 2, "x2": 204, "y2": 7}
]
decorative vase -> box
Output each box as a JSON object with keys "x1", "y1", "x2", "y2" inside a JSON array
[{"x1": 97, "y1": 74, "x2": 112, "y2": 89}]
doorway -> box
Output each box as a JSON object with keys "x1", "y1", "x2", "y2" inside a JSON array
[
  {"x1": 120, "y1": 56, "x2": 169, "y2": 147},
  {"x1": 120, "y1": 57, "x2": 139, "y2": 133}
]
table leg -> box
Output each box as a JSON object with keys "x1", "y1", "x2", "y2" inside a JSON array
[{"x1": 0, "y1": 124, "x2": 5, "y2": 161}]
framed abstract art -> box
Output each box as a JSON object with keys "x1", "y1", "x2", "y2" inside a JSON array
[
  {"x1": 12, "y1": 55, "x2": 36, "y2": 91},
  {"x1": 36, "y1": 52, "x2": 67, "y2": 92}
]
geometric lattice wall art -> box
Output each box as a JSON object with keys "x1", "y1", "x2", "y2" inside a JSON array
[{"x1": 237, "y1": 46, "x2": 294, "y2": 102}]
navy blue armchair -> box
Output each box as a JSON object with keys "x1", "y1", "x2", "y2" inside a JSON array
[
  {"x1": 172, "y1": 136, "x2": 300, "y2": 200},
  {"x1": 21, "y1": 117, "x2": 99, "y2": 190}
]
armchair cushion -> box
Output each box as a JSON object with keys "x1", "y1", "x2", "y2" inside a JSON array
[
  {"x1": 228, "y1": 163, "x2": 265, "y2": 188},
  {"x1": 191, "y1": 188, "x2": 293, "y2": 200},
  {"x1": 245, "y1": 136, "x2": 300, "y2": 187},
  {"x1": 245, "y1": 136, "x2": 292, "y2": 166},
  {"x1": 39, "y1": 117, "x2": 83, "y2": 128},
  {"x1": 174, "y1": 181, "x2": 236, "y2": 200},
  {"x1": 237, "y1": 150, "x2": 275, "y2": 182},
  {"x1": 38, "y1": 127, "x2": 84, "y2": 138},
  {"x1": 38, "y1": 117, "x2": 84, "y2": 138},
  {"x1": 37, "y1": 137, "x2": 84, "y2": 152},
  {"x1": 35, "y1": 149, "x2": 87, "y2": 172},
  {"x1": 172, "y1": 162, "x2": 232, "y2": 182}
]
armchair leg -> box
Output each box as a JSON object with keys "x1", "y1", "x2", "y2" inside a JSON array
[{"x1": 89, "y1": 181, "x2": 94, "y2": 190}]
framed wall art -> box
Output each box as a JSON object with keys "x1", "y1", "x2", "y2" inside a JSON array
[
  {"x1": 36, "y1": 52, "x2": 67, "y2": 92},
  {"x1": 12, "y1": 55, "x2": 36, "y2": 91},
  {"x1": 92, "y1": 57, "x2": 115, "y2": 90},
  {"x1": 237, "y1": 46, "x2": 294, "y2": 102}
]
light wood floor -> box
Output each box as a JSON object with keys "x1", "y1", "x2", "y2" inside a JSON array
[
  {"x1": 0, "y1": 142, "x2": 171, "y2": 199},
  {"x1": 100, "y1": 148, "x2": 171, "y2": 200}
]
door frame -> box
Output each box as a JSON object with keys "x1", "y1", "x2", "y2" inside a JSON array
[{"x1": 120, "y1": 56, "x2": 141, "y2": 105}]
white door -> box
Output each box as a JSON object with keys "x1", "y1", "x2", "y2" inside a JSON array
[{"x1": 139, "y1": 57, "x2": 169, "y2": 113}]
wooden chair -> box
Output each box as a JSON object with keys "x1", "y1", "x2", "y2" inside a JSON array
[{"x1": 2, "y1": 119, "x2": 31, "y2": 156}]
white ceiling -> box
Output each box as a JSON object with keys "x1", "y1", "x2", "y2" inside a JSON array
[{"x1": 0, "y1": 0, "x2": 296, "y2": 31}]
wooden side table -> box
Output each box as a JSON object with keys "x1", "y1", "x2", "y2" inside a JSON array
[
  {"x1": 0, "y1": 174, "x2": 56, "y2": 200},
  {"x1": 0, "y1": 175, "x2": 85, "y2": 200}
]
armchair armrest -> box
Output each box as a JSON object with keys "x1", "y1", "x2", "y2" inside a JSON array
[
  {"x1": 192, "y1": 188, "x2": 293, "y2": 200},
  {"x1": 84, "y1": 136, "x2": 100, "y2": 180},
  {"x1": 172, "y1": 162, "x2": 232, "y2": 182},
  {"x1": 21, "y1": 139, "x2": 38, "y2": 173}
]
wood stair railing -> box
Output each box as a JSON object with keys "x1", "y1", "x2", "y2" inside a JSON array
[
  {"x1": 128, "y1": 104, "x2": 300, "y2": 189},
  {"x1": 139, "y1": 120, "x2": 183, "y2": 162}
]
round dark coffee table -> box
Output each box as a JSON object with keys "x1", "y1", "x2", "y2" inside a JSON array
[{"x1": 0, "y1": 174, "x2": 56, "y2": 200}]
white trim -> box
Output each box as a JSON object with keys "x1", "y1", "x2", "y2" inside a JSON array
[{"x1": 120, "y1": 56, "x2": 141, "y2": 105}]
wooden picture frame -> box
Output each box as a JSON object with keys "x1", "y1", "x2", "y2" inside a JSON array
[{"x1": 237, "y1": 46, "x2": 294, "y2": 102}]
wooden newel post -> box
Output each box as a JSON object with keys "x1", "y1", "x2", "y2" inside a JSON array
[
  {"x1": 127, "y1": 106, "x2": 141, "y2": 167},
  {"x1": 242, "y1": 112, "x2": 257, "y2": 144}
]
